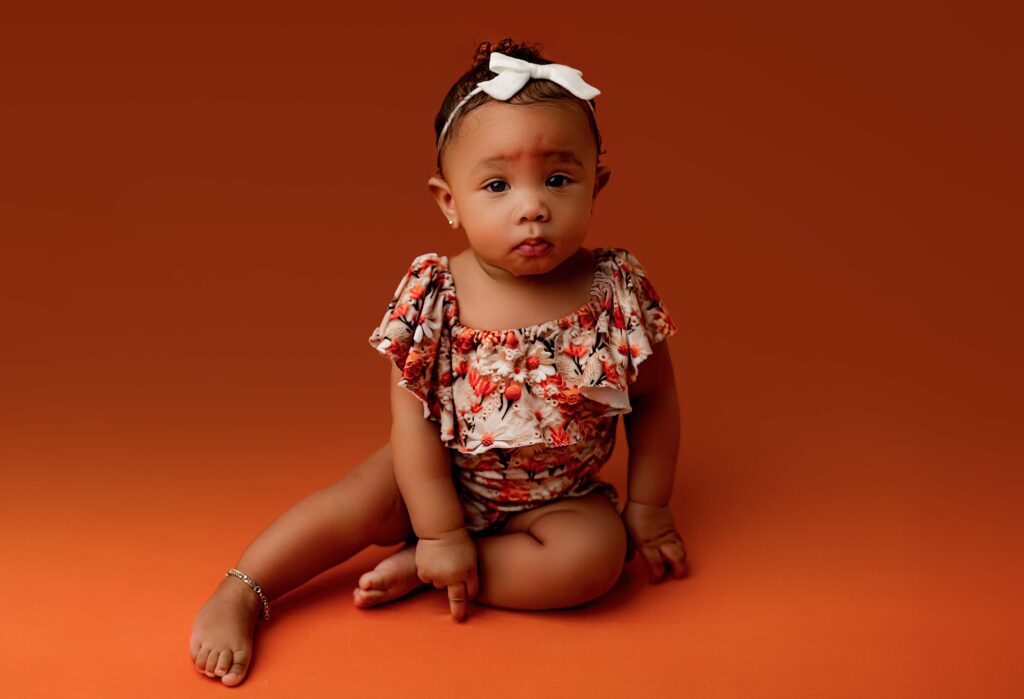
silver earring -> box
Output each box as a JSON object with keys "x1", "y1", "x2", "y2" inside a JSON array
[{"x1": 447, "y1": 219, "x2": 454, "y2": 226}]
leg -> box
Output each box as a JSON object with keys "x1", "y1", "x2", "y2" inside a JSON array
[
  {"x1": 355, "y1": 491, "x2": 629, "y2": 613},
  {"x1": 189, "y1": 442, "x2": 412, "y2": 686},
  {"x1": 474, "y1": 491, "x2": 628, "y2": 610}
]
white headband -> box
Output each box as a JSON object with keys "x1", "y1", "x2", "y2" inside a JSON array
[{"x1": 436, "y1": 51, "x2": 601, "y2": 149}]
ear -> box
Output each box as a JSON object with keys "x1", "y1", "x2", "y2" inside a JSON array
[
  {"x1": 592, "y1": 164, "x2": 612, "y2": 198},
  {"x1": 427, "y1": 174, "x2": 459, "y2": 229}
]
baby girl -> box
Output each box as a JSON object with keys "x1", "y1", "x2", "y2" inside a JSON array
[{"x1": 190, "y1": 37, "x2": 688, "y2": 687}]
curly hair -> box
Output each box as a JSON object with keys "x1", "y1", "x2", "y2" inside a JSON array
[{"x1": 434, "y1": 38, "x2": 604, "y2": 175}]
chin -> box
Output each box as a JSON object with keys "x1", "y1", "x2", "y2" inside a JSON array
[{"x1": 518, "y1": 254, "x2": 569, "y2": 277}]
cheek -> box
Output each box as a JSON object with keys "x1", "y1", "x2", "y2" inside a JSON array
[{"x1": 563, "y1": 198, "x2": 594, "y2": 222}]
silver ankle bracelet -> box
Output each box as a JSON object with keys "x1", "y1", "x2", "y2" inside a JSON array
[{"x1": 226, "y1": 568, "x2": 271, "y2": 620}]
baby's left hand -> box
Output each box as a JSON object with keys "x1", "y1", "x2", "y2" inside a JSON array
[{"x1": 622, "y1": 501, "x2": 688, "y2": 583}]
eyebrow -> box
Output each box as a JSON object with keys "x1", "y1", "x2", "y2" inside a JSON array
[{"x1": 471, "y1": 150, "x2": 585, "y2": 174}]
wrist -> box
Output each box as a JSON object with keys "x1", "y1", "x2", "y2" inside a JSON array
[{"x1": 418, "y1": 524, "x2": 470, "y2": 542}]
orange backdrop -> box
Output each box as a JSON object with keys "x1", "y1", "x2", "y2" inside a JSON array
[{"x1": 1, "y1": 2, "x2": 1021, "y2": 697}]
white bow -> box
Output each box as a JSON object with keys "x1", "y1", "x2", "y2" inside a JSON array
[
  {"x1": 477, "y1": 52, "x2": 601, "y2": 101},
  {"x1": 437, "y1": 51, "x2": 601, "y2": 148}
]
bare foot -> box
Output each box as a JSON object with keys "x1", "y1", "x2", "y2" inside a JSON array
[
  {"x1": 189, "y1": 576, "x2": 262, "y2": 686},
  {"x1": 353, "y1": 544, "x2": 425, "y2": 608}
]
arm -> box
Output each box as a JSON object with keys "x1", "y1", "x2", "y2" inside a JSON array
[
  {"x1": 389, "y1": 362, "x2": 464, "y2": 538},
  {"x1": 621, "y1": 341, "x2": 689, "y2": 581},
  {"x1": 623, "y1": 340, "x2": 680, "y2": 507},
  {"x1": 388, "y1": 363, "x2": 478, "y2": 618}
]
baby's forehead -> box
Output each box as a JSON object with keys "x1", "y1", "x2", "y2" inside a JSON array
[
  {"x1": 450, "y1": 101, "x2": 596, "y2": 163},
  {"x1": 471, "y1": 148, "x2": 586, "y2": 171}
]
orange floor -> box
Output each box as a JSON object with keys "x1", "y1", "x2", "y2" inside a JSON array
[{"x1": 1, "y1": 5, "x2": 1021, "y2": 698}]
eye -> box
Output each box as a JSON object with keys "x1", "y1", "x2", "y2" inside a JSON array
[
  {"x1": 484, "y1": 180, "x2": 509, "y2": 193},
  {"x1": 547, "y1": 174, "x2": 571, "y2": 188}
]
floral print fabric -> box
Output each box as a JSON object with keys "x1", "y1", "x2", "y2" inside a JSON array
[{"x1": 368, "y1": 247, "x2": 677, "y2": 533}]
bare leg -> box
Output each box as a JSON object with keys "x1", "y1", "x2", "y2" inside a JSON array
[
  {"x1": 191, "y1": 442, "x2": 627, "y2": 686},
  {"x1": 189, "y1": 442, "x2": 412, "y2": 686},
  {"x1": 474, "y1": 492, "x2": 627, "y2": 609},
  {"x1": 355, "y1": 491, "x2": 628, "y2": 612}
]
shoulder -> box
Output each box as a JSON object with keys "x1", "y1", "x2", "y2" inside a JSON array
[
  {"x1": 380, "y1": 252, "x2": 453, "y2": 303},
  {"x1": 602, "y1": 250, "x2": 677, "y2": 399},
  {"x1": 599, "y1": 247, "x2": 667, "y2": 300},
  {"x1": 369, "y1": 251, "x2": 456, "y2": 347},
  {"x1": 600, "y1": 247, "x2": 653, "y2": 276},
  {"x1": 596, "y1": 246, "x2": 677, "y2": 350},
  {"x1": 368, "y1": 253, "x2": 458, "y2": 434},
  {"x1": 409, "y1": 251, "x2": 449, "y2": 270},
  {"x1": 402, "y1": 251, "x2": 450, "y2": 283}
]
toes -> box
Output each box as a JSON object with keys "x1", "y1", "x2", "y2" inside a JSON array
[
  {"x1": 358, "y1": 571, "x2": 383, "y2": 591},
  {"x1": 204, "y1": 648, "x2": 222, "y2": 676},
  {"x1": 353, "y1": 587, "x2": 386, "y2": 607},
  {"x1": 214, "y1": 649, "x2": 233, "y2": 677},
  {"x1": 221, "y1": 649, "x2": 250, "y2": 686},
  {"x1": 194, "y1": 646, "x2": 212, "y2": 673}
]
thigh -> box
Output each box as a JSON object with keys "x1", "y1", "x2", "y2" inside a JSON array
[
  {"x1": 473, "y1": 492, "x2": 627, "y2": 609},
  {"x1": 318, "y1": 441, "x2": 412, "y2": 547},
  {"x1": 502, "y1": 491, "x2": 627, "y2": 570}
]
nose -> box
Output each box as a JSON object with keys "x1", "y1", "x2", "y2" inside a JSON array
[{"x1": 516, "y1": 188, "x2": 550, "y2": 224}]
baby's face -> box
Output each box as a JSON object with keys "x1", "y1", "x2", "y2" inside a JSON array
[{"x1": 438, "y1": 100, "x2": 606, "y2": 278}]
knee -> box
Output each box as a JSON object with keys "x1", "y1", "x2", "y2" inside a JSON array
[{"x1": 550, "y1": 518, "x2": 627, "y2": 605}]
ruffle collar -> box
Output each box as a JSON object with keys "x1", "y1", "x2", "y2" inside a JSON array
[
  {"x1": 369, "y1": 247, "x2": 676, "y2": 455},
  {"x1": 443, "y1": 249, "x2": 612, "y2": 342}
]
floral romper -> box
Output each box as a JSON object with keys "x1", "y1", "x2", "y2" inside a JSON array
[{"x1": 368, "y1": 247, "x2": 677, "y2": 534}]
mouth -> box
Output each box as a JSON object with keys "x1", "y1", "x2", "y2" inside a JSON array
[{"x1": 514, "y1": 238, "x2": 552, "y2": 257}]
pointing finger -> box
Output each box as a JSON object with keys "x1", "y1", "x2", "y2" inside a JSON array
[{"x1": 448, "y1": 582, "x2": 468, "y2": 621}]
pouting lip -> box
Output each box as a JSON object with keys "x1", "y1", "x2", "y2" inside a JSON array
[{"x1": 515, "y1": 238, "x2": 550, "y2": 248}]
